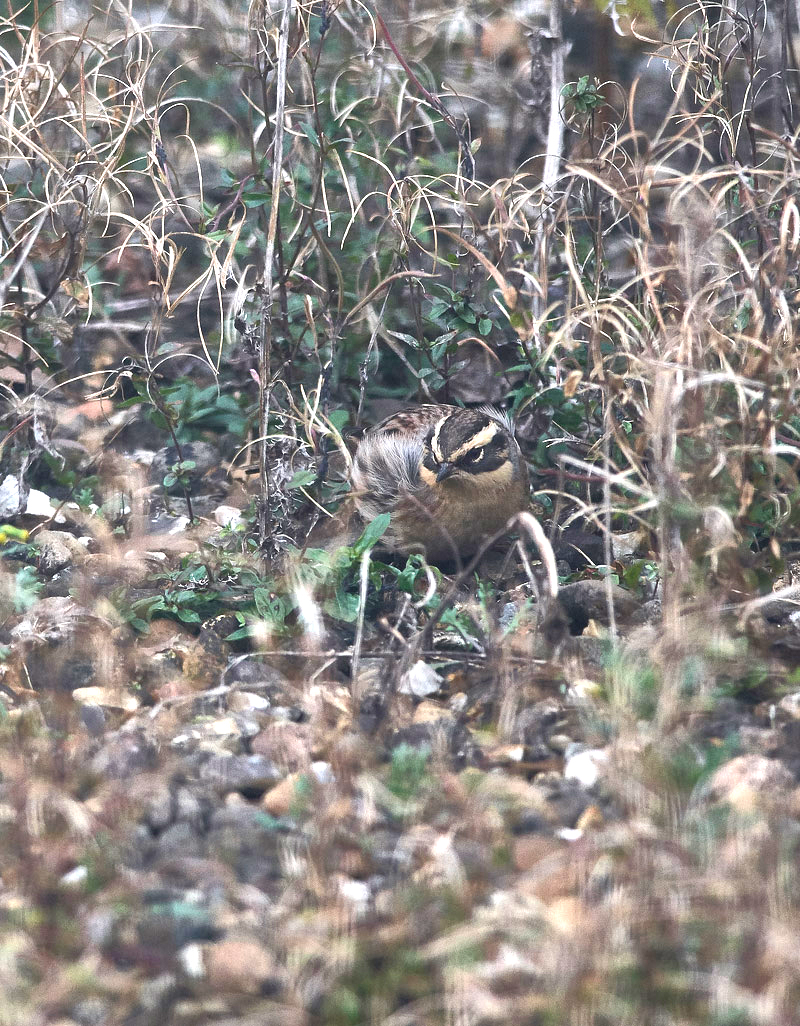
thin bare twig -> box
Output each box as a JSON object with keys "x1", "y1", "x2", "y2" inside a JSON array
[{"x1": 258, "y1": 0, "x2": 294, "y2": 547}]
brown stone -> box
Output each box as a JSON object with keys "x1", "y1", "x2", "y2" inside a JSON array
[
  {"x1": 708, "y1": 755, "x2": 794, "y2": 812},
  {"x1": 261, "y1": 773, "x2": 302, "y2": 817},
  {"x1": 575, "y1": 804, "x2": 605, "y2": 832},
  {"x1": 546, "y1": 895, "x2": 588, "y2": 936},
  {"x1": 413, "y1": 701, "x2": 454, "y2": 725},
  {"x1": 252, "y1": 721, "x2": 315, "y2": 773},
  {"x1": 512, "y1": 834, "x2": 567, "y2": 872},
  {"x1": 153, "y1": 677, "x2": 195, "y2": 702},
  {"x1": 203, "y1": 938, "x2": 278, "y2": 995}
]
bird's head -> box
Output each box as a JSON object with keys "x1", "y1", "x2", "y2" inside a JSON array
[{"x1": 419, "y1": 408, "x2": 516, "y2": 490}]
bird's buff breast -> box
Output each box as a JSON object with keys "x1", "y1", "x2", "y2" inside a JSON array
[{"x1": 391, "y1": 473, "x2": 527, "y2": 560}]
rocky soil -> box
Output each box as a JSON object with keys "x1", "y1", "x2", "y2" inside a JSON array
[{"x1": 2, "y1": 401, "x2": 800, "y2": 1026}]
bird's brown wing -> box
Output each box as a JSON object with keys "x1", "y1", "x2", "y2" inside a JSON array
[{"x1": 367, "y1": 404, "x2": 459, "y2": 438}]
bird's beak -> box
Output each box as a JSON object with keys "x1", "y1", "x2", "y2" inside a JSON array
[{"x1": 436, "y1": 462, "x2": 455, "y2": 483}]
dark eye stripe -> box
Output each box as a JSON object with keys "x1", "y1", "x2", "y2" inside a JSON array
[{"x1": 454, "y1": 452, "x2": 509, "y2": 475}]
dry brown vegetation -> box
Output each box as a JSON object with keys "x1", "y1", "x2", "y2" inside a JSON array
[{"x1": 2, "y1": 1, "x2": 800, "y2": 1024}]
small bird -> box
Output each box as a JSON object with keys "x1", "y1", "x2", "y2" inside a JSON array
[{"x1": 350, "y1": 404, "x2": 529, "y2": 562}]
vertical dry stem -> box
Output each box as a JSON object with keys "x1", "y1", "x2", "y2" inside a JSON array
[{"x1": 258, "y1": 0, "x2": 294, "y2": 547}]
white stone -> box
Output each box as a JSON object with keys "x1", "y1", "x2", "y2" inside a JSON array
[
  {"x1": 27, "y1": 488, "x2": 65, "y2": 521},
  {"x1": 167, "y1": 515, "x2": 190, "y2": 534},
  {"x1": 72, "y1": 686, "x2": 139, "y2": 713},
  {"x1": 214, "y1": 505, "x2": 245, "y2": 530},
  {"x1": 311, "y1": 761, "x2": 334, "y2": 784},
  {"x1": 339, "y1": 879, "x2": 370, "y2": 905},
  {"x1": 210, "y1": 716, "x2": 243, "y2": 737},
  {"x1": 564, "y1": 748, "x2": 608, "y2": 788},
  {"x1": 570, "y1": 678, "x2": 603, "y2": 701},
  {"x1": 398, "y1": 660, "x2": 443, "y2": 697},
  {"x1": 60, "y1": 865, "x2": 88, "y2": 888},
  {"x1": 178, "y1": 943, "x2": 205, "y2": 979},
  {"x1": 0, "y1": 474, "x2": 21, "y2": 517},
  {"x1": 228, "y1": 691, "x2": 271, "y2": 713},
  {"x1": 131, "y1": 449, "x2": 156, "y2": 467},
  {"x1": 778, "y1": 692, "x2": 800, "y2": 719},
  {"x1": 611, "y1": 531, "x2": 642, "y2": 559}
]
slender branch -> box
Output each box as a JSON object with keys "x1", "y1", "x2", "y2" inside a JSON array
[
  {"x1": 542, "y1": 0, "x2": 567, "y2": 191},
  {"x1": 258, "y1": 0, "x2": 294, "y2": 547},
  {"x1": 371, "y1": 6, "x2": 474, "y2": 181},
  {"x1": 533, "y1": 0, "x2": 567, "y2": 325}
]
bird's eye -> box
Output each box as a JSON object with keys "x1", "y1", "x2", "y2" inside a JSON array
[{"x1": 466, "y1": 448, "x2": 484, "y2": 464}]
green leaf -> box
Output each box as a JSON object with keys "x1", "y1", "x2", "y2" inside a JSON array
[
  {"x1": 328, "y1": 408, "x2": 350, "y2": 432},
  {"x1": 242, "y1": 195, "x2": 271, "y2": 210},
  {"x1": 388, "y1": 331, "x2": 420, "y2": 349},
  {"x1": 301, "y1": 121, "x2": 320, "y2": 147},
  {"x1": 478, "y1": 318, "x2": 492, "y2": 335},
  {"x1": 177, "y1": 609, "x2": 202, "y2": 624},
  {"x1": 225, "y1": 624, "x2": 251, "y2": 641},
  {"x1": 537, "y1": 386, "x2": 565, "y2": 405},
  {"x1": 117, "y1": 394, "x2": 147, "y2": 409},
  {"x1": 287, "y1": 469, "x2": 317, "y2": 490},
  {"x1": 553, "y1": 404, "x2": 583, "y2": 432},
  {"x1": 622, "y1": 560, "x2": 646, "y2": 592},
  {"x1": 253, "y1": 586, "x2": 286, "y2": 623},
  {"x1": 352, "y1": 513, "x2": 391, "y2": 555},
  {"x1": 242, "y1": 189, "x2": 271, "y2": 202},
  {"x1": 302, "y1": 547, "x2": 333, "y2": 567},
  {"x1": 324, "y1": 589, "x2": 361, "y2": 623},
  {"x1": 14, "y1": 566, "x2": 42, "y2": 613}
]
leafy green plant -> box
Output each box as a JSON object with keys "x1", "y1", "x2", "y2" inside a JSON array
[
  {"x1": 427, "y1": 284, "x2": 494, "y2": 339},
  {"x1": 662, "y1": 734, "x2": 742, "y2": 795},
  {"x1": 123, "y1": 554, "x2": 257, "y2": 630},
  {"x1": 323, "y1": 945, "x2": 429, "y2": 1026},
  {"x1": 162, "y1": 459, "x2": 197, "y2": 493},
  {"x1": 561, "y1": 75, "x2": 605, "y2": 117},
  {"x1": 387, "y1": 743, "x2": 431, "y2": 801},
  {"x1": 154, "y1": 379, "x2": 250, "y2": 442},
  {"x1": 619, "y1": 560, "x2": 660, "y2": 597},
  {"x1": 12, "y1": 566, "x2": 43, "y2": 614},
  {"x1": 119, "y1": 515, "x2": 396, "y2": 638},
  {"x1": 237, "y1": 514, "x2": 393, "y2": 635},
  {"x1": 39, "y1": 456, "x2": 100, "y2": 509}
]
